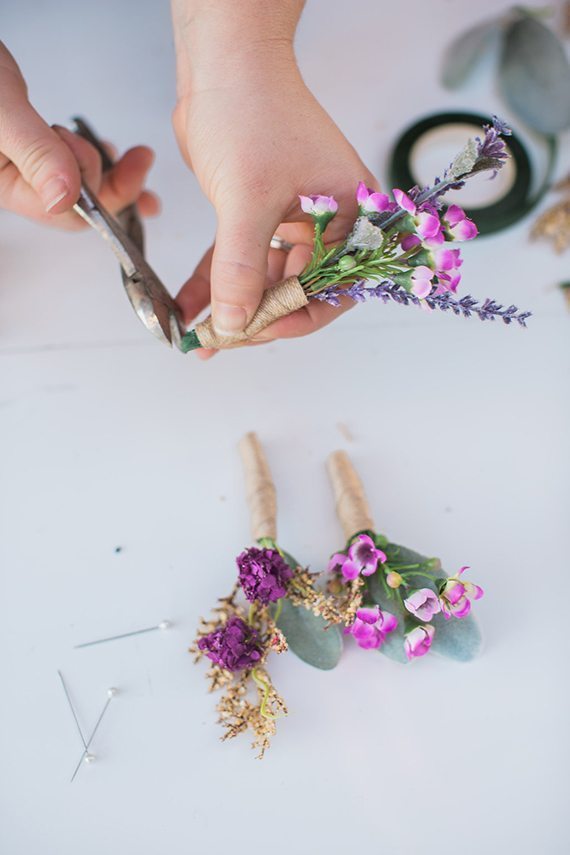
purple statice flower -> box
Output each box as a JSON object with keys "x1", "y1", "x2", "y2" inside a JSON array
[
  {"x1": 345, "y1": 606, "x2": 398, "y2": 650},
  {"x1": 237, "y1": 547, "x2": 293, "y2": 604},
  {"x1": 356, "y1": 182, "x2": 393, "y2": 215},
  {"x1": 439, "y1": 566, "x2": 484, "y2": 620},
  {"x1": 404, "y1": 624, "x2": 435, "y2": 660},
  {"x1": 299, "y1": 194, "x2": 338, "y2": 229},
  {"x1": 197, "y1": 616, "x2": 263, "y2": 672},
  {"x1": 403, "y1": 588, "x2": 441, "y2": 622},
  {"x1": 328, "y1": 534, "x2": 386, "y2": 581}
]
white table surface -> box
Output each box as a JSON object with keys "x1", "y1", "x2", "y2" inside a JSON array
[{"x1": 1, "y1": 1, "x2": 569, "y2": 853}]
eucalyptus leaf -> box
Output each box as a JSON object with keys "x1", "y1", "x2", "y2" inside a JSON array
[
  {"x1": 276, "y1": 598, "x2": 343, "y2": 670},
  {"x1": 499, "y1": 16, "x2": 570, "y2": 133},
  {"x1": 441, "y1": 19, "x2": 501, "y2": 89},
  {"x1": 430, "y1": 612, "x2": 482, "y2": 662},
  {"x1": 278, "y1": 550, "x2": 343, "y2": 670}
]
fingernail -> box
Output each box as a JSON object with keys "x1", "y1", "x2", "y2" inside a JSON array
[
  {"x1": 213, "y1": 304, "x2": 247, "y2": 336},
  {"x1": 42, "y1": 177, "x2": 70, "y2": 213}
]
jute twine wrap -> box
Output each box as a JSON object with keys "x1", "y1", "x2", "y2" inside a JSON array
[
  {"x1": 327, "y1": 451, "x2": 375, "y2": 541},
  {"x1": 195, "y1": 276, "x2": 308, "y2": 349},
  {"x1": 239, "y1": 432, "x2": 277, "y2": 542}
]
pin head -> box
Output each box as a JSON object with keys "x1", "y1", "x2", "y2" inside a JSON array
[
  {"x1": 84, "y1": 753, "x2": 96, "y2": 764},
  {"x1": 107, "y1": 687, "x2": 118, "y2": 698},
  {"x1": 158, "y1": 620, "x2": 172, "y2": 630}
]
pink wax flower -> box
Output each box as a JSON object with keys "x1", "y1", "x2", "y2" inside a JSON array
[
  {"x1": 327, "y1": 534, "x2": 386, "y2": 581},
  {"x1": 415, "y1": 210, "x2": 442, "y2": 241},
  {"x1": 356, "y1": 182, "x2": 392, "y2": 215},
  {"x1": 393, "y1": 188, "x2": 417, "y2": 215},
  {"x1": 400, "y1": 233, "x2": 421, "y2": 252},
  {"x1": 440, "y1": 566, "x2": 484, "y2": 619},
  {"x1": 403, "y1": 588, "x2": 441, "y2": 621},
  {"x1": 433, "y1": 247, "x2": 463, "y2": 293},
  {"x1": 443, "y1": 205, "x2": 478, "y2": 241},
  {"x1": 299, "y1": 194, "x2": 338, "y2": 228},
  {"x1": 345, "y1": 606, "x2": 398, "y2": 650},
  {"x1": 404, "y1": 624, "x2": 435, "y2": 660},
  {"x1": 410, "y1": 265, "x2": 434, "y2": 298}
]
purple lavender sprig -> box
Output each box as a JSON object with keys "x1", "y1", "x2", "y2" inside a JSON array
[
  {"x1": 313, "y1": 280, "x2": 531, "y2": 327},
  {"x1": 372, "y1": 116, "x2": 511, "y2": 229}
]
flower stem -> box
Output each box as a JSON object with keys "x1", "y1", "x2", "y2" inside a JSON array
[
  {"x1": 273, "y1": 598, "x2": 284, "y2": 623},
  {"x1": 400, "y1": 570, "x2": 438, "y2": 582},
  {"x1": 251, "y1": 669, "x2": 276, "y2": 720}
]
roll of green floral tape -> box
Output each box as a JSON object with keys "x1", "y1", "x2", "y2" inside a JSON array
[{"x1": 389, "y1": 111, "x2": 556, "y2": 235}]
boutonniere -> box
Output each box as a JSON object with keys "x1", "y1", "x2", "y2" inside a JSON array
[{"x1": 182, "y1": 117, "x2": 530, "y2": 352}]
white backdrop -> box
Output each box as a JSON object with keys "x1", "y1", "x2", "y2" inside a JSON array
[{"x1": 1, "y1": 1, "x2": 568, "y2": 853}]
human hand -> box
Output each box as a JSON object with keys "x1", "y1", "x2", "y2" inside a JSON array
[
  {"x1": 0, "y1": 42, "x2": 159, "y2": 229},
  {"x1": 171, "y1": 2, "x2": 379, "y2": 357}
]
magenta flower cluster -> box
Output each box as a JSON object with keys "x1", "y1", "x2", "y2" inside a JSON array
[
  {"x1": 197, "y1": 616, "x2": 263, "y2": 672},
  {"x1": 356, "y1": 182, "x2": 477, "y2": 298},
  {"x1": 330, "y1": 537, "x2": 484, "y2": 661},
  {"x1": 237, "y1": 547, "x2": 293, "y2": 604},
  {"x1": 328, "y1": 534, "x2": 386, "y2": 580},
  {"x1": 345, "y1": 606, "x2": 398, "y2": 650}
]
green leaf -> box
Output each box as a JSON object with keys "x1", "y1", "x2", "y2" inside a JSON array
[
  {"x1": 278, "y1": 550, "x2": 343, "y2": 670},
  {"x1": 441, "y1": 19, "x2": 501, "y2": 89},
  {"x1": 430, "y1": 612, "x2": 482, "y2": 662},
  {"x1": 499, "y1": 16, "x2": 570, "y2": 133},
  {"x1": 276, "y1": 598, "x2": 343, "y2": 670}
]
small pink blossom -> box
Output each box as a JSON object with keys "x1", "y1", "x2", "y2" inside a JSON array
[
  {"x1": 403, "y1": 588, "x2": 441, "y2": 621},
  {"x1": 443, "y1": 205, "x2": 478, "y2": 241},
  {"x1": 356, "y1": 182, "x2": 392, "y2": 215},
  {"x1": 410, "y1": 265, "x2": 434, "y2": 298},
  {"x1": 345, "y1": 606, "x2": 398, "y2": 650},
  {"x1": 327, "y1": 534, "x2": 386, "y2": 581},
  {"x1": 440, "y1": 566, "x2": 484, "y2": 619},
  {"x1": 433, "y1": 248, "x2": 463, "y2": 293},
  {"x1": 299, "y1": 194, "x2": 338, "y2": 228},
  {"x1": 393, "y1": 188, "x2": 417, "y2": 215},
  {"x1": 400, "y1": 233, "x2": 421, "y2": 252},
  {"x1": 415, "y1": 210, "x2": 442, "y2": 241},
  {"x1": 404, "y1": 624, "x2": 435, "y2": 660}
]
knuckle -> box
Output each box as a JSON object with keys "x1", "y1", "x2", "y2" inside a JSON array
[{"x1": 19, "y1": 136, "x2": 59, "y2": 183}]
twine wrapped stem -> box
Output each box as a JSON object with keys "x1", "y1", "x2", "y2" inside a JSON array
[
  {"x1": 195, "y1": 276, "x2": 308, "y2": 349},
  {"x1": 239, "y1": 432, "x2": 277, "y2": 542},
  {"x1": 326, "y1": 451, "x2": 375, "y2": 542}
]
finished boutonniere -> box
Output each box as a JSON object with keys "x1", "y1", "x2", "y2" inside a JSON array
[
  {"x1": 326, "y1": 451, "x2": 484, "y2": 663},
  {"x1": 181, "y1": 117, "x2": 530, "y2": 352},
  {"x1": 191, "y1": 434, "x2": 359, "y2": 757}
]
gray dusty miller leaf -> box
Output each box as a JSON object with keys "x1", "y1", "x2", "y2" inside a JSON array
[
  {"x1": 276, "y1": 551, "x2": 343, "y2": 670},
  {"x1": 276, "y1": 598, "x2": 343, "y2": 670},
  {"x1": 441, "y1": 18, "x2": 502, "y2": 89},
  {"x1": 499, "y1": 15, "x2": 570, "y2": 133}
]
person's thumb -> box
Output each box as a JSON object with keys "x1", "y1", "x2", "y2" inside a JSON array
[
  {"x1": 210, "y1": 201, "x2": 277, "y2": 336},
  {"x1": 0, "y1": 42, "x2": 81, "y2": 213}
]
